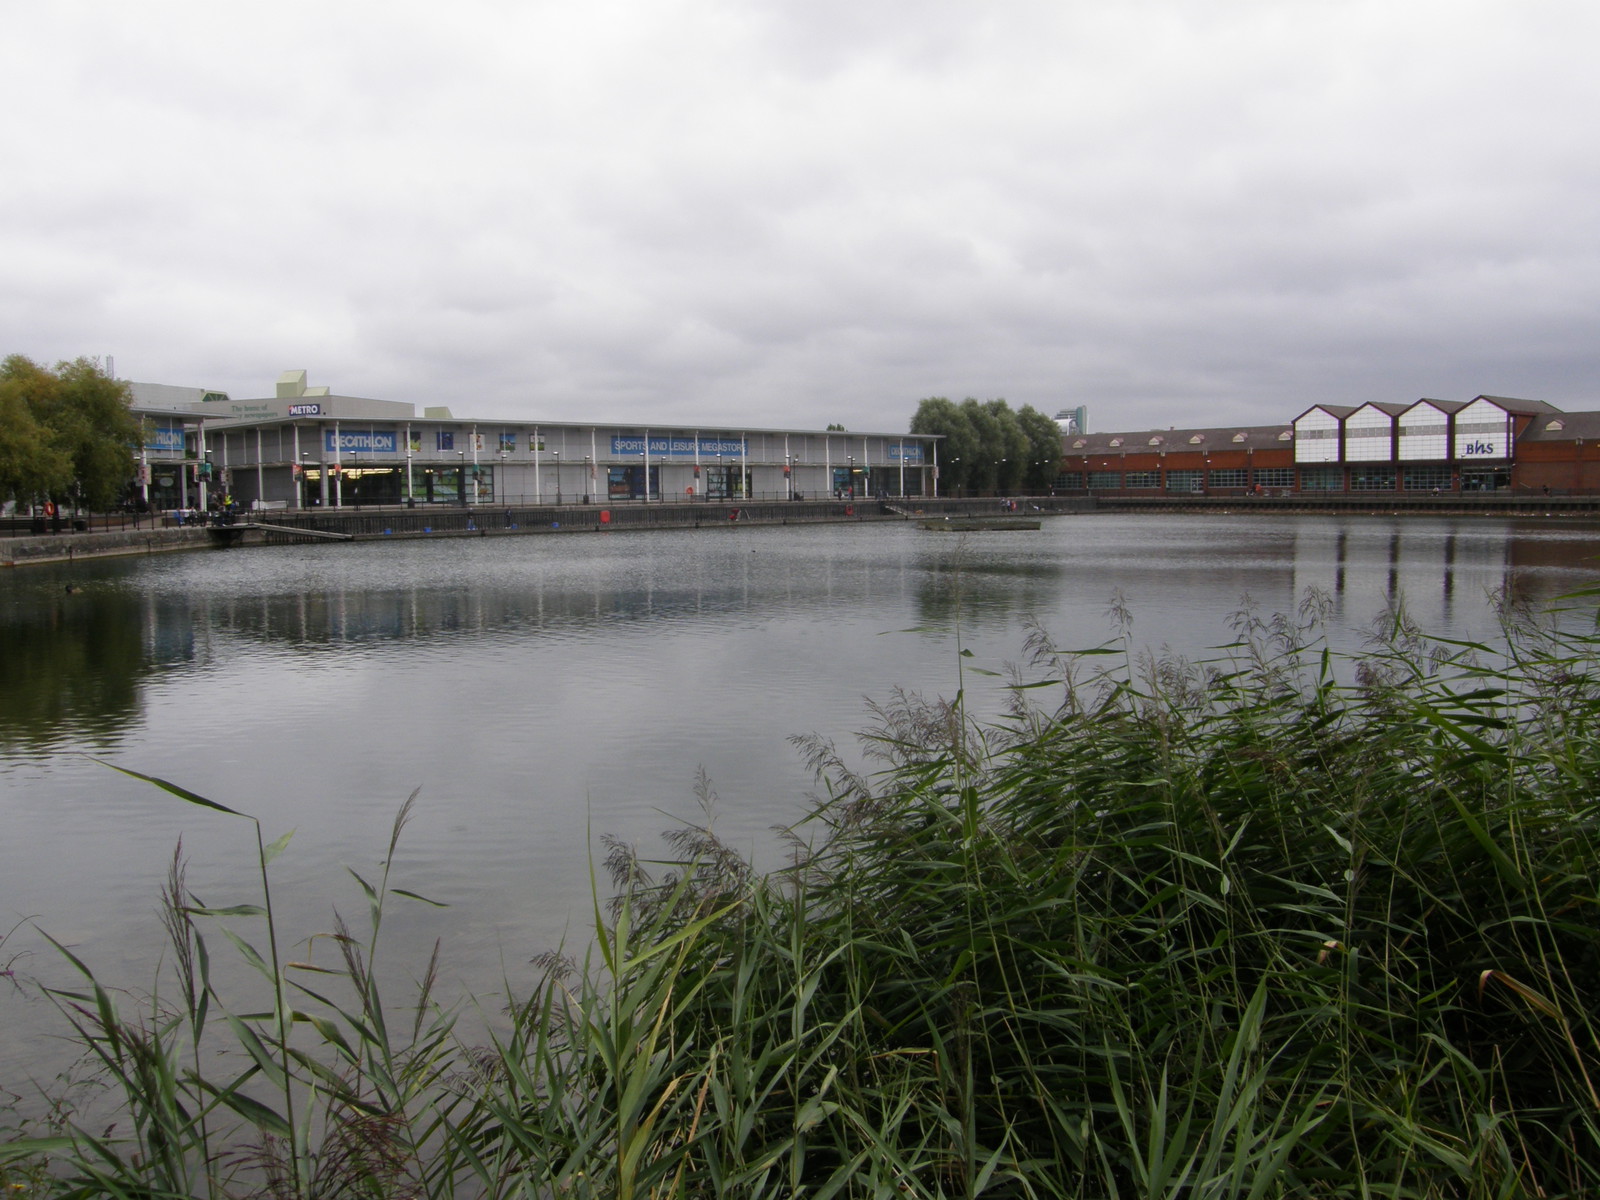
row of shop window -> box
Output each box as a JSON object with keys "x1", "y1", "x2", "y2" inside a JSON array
[
  {"x1": 1061, "y1": 466, "x2": 1510, "y2": 492},
  {"x1": 297, "y1": 464, "x2": 758, "y2": 504},
  {"x1": 141, "y1": 462, "x2": 910, "y2": 509}
]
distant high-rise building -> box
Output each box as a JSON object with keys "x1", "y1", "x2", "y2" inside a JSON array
[{"x1": 1055, "y1": 406, "x2": 1088, "y2": 435}]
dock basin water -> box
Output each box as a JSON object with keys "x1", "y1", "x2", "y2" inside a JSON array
[{"x1": 3, "y1": 512, "x2": 1599, "y2": 1085}]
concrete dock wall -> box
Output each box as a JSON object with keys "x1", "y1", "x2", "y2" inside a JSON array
[{"x1": 0, "y1": 526, "x2": 211, "y2": 567}]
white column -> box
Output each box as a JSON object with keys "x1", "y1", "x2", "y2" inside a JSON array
[
  {"x1": 139, "y1": 422, "x2": 149, "y2": 509},
  {"x1": 197, "y1": 422, "x2": 209, "y2": 511}
]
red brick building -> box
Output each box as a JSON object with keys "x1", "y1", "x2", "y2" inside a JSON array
[{"x1": 1057, "y1": 395, "x2": 1600, "y2": 496}]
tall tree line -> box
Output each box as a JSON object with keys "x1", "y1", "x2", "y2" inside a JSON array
[
  {"x1": 909, "y1": 397, "x2": 1063, "y2": 495},
  {"x1": 1, "y1": 355, "x2": 142, "y2": 512}
]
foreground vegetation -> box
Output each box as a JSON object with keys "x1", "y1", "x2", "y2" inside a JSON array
[{"x1": 5, "y1": 589, "x2": 1600, "y2": 1197}]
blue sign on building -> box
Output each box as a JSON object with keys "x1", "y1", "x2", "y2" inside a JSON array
[
  {"x1": 324, "y1": 430, "x2": 398, "y2": 454},
  {"x1": 144, "y1": 425, "x2": 185, "y2": 452},
  {"x1": 611, "y1": 436, "x2": 746, "y2": 458}
]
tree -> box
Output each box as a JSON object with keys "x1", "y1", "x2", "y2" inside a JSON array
[
  {"x1": 958, "y1": 399, "x2": 1005, "y2": 494},
  {"x1": 0, "y1": 362, "x2": 70, "y2": 504},
  {"x1": 1016, "y1": 404, "x2": 1065, "y2": 491},
  {"x1": 984, "y1": 399, "x2": 1029, "y2": 493},
  {"x1": 0, "y1": 355, "x2": 141, "y2": 511},
  {"x1": 911, "y1": 396, "x2": 1065, "y2": 495},
  {"x1": 910, "y1": 398, "x2": 977, "y2": 495}
]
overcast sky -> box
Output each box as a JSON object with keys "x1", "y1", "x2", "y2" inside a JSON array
[{"x1": 4, "y1": 1, "x2": 1597, "y2": 433}]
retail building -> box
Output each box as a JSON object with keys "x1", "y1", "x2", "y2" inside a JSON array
[{"x1": 128, "y1": 372, "x2": 938, "y2": 511}]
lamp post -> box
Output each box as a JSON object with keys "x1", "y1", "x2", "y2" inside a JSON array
[
  {"x1": 499, "y1": 447, "x2": 507, "y2": 505},
  {"x1": 949, "y1": 457, "x2": 959, "y2": 498},
  {"x1": 458, "y1": 451, "x2": 466, "y2": 507},
  {"x1": 785, "y1": 453, "x2": 793, "y2": 501},
  {"x1": 847, "y1": 454, "x2": 855, "y2": 502},
  {"x1": 553, "y1": 450, "x2": 561, "y2": 505}
]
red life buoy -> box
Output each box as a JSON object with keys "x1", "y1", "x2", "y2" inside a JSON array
[
  {"x1": 44, "y1": 501, "x2": 57, "y2": 518},
  {"x1": 844, "y1": 504, "x2": 855, "y2": 517}
]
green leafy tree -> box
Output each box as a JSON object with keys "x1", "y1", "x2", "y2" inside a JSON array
[
  {"x1": 958, "y1": 399, "x2": 1005, "y2": 494},
  {"x1": 0, "y1": 361, "x2": 71, "y2": 505},
  {"x1": 909, "y1": 397, "x2": 976, "y2": 495},
  {"x1": 984, "y1": 399, "x2": 1029, "y2": 493},
  {"x1": 1016, "y1": 404, "x2": 1065, "y2": 491},
  {"x1": 0, "y1": 355, "x2": 140, "y2": 511},
  {"x1": 912, "y1": 396, "x2": 1064, "y2": 495}
]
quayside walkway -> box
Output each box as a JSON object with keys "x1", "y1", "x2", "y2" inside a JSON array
[
  {"x1": 10, "y1": 490, "x2": 1592, "y2": 566},
  {"x1": 1089, "y1": 492, "x2": 1600, "y2": 514},
  {"x1": 202, "y1": 495, "x2": 1091, "y2": 546}
]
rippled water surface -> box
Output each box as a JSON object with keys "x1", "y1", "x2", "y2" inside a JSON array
[{"x1": 3, "y1": 513, "x2": 1599, "y2": 1082}]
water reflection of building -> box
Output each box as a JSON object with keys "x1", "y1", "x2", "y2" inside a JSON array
[
  {"x1": 128, "y1": 370, "x2": 939, "y2": 510},
  {"x1": 1058, "y1": 395, "x2": 1600, "y2": 498}
]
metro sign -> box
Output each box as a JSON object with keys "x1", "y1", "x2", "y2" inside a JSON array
[{"x1": 288, "y1": 403, "x2": 322, "y2": 416}]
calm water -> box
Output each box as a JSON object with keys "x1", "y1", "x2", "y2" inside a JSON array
[{"x1": 3, "y1": 512, "x2": 1599, "y2": 1084}]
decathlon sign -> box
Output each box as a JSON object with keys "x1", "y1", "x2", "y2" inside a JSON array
[
  {"x1": 143, "y1": 425, "x2": 185, "y2": 452},
  {"x1": 323, "y1": 430, "x2": 397, "y2": 454}
]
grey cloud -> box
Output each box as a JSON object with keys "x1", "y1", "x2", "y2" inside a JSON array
[{"x1": 3, "y1": 0, "x2": 1599, "y2": 432}]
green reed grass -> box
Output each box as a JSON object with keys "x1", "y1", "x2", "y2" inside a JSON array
[{"x1": 5, "y1": 587, "x2": 1600, "y2": 1197}]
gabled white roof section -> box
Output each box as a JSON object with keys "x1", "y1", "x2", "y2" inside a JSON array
[{"x1": 1292, "y1": 404, "x2": 1351, "y2": 464}]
